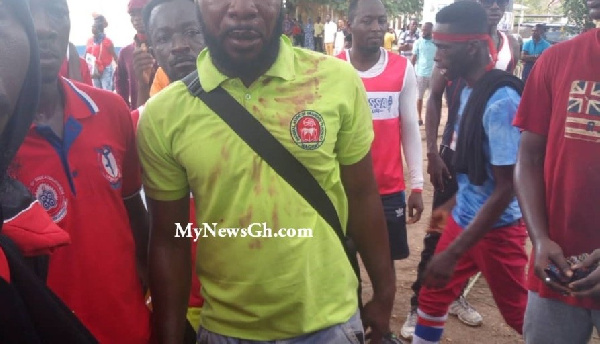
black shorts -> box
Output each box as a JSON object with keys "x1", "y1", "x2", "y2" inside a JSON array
[{"x1": 382, "y1": 191, "x2": 409, "y2": 260}]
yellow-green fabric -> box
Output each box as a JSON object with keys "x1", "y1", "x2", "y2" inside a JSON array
[
  {"x1": 187, "y1": 307, "x2": 202, "y2": 333},
  {"x1": 137, "y1": 36, "x2": 373, "y2": 340}
]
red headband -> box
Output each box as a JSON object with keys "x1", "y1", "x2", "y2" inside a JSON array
[{"x1": 432, "y1": 31, "x2": 498, "y2": 71}]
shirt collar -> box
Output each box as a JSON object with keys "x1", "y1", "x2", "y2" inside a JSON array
[
  {"x1": 197, "y1": 35, "x2": 296, "y2": 92},
  {"x1": 60, "y1": 78, "x2": 99, "y2": 119}
]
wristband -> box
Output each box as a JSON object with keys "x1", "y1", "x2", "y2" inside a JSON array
[{"x1": 411, "y1": 189, "x2": 423, "y2": 194}]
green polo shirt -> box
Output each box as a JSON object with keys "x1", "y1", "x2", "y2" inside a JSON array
[{"x1": 137, "y1": 36, "x2": 373, "y2": 340}]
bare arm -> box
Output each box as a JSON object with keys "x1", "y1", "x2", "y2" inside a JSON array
[
  {"x1": 108, "y1": 43, "x2": 119, "y2": 63},
  {"x1": 148, "y1": 196, "x2": 191, "y2": 344},
  {"x1": 425, "y1": 67, "x2": 450, "y2": 190},
  {"x1": 124, "y1": 193, "x2": 150, "y2": 289},
  {"x1": 515, "y1": 131, "x2": 572, "y2": 287},
  {"x1": 341, "y1": 153, "x2": 395, "y2": 338},
  {"x1": 508, "y1": 35, "x2": 522, "y2": 65},
  {"x1": 521, "y1": 51, "x2": 538, "y2": 63}
]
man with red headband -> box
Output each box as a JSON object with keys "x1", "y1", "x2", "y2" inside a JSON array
[
  {"x1": 401, "y1": 0, "x2": 521, "y2": 339},
  {"x1": 116, "y1": 0, "x2": 153, "y2": 109},
  {"x1": 411, "y1": 2, "x2": 527, "y2": 343}
]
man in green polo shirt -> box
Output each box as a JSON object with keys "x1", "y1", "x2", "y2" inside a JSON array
[{"x1": 137, "y1": 0, "x2": 396, "y2": 343}]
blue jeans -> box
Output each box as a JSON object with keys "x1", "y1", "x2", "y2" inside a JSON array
[
  {"x1": 197, "y1": 311, "x2": 364, "y2": 344},
  {"x1": 92, "y1": 64, "x2": 114, "y2": 91}
]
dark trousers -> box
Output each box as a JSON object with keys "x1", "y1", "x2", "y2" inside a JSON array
[
  {"x1": 410, "y1": 146, "x2": 459, "y2": 309},
  {"x1": 314, "y1": 36, "x2": 324, "y2": 52}
]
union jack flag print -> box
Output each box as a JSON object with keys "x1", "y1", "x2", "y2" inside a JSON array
[{"x1": 565, "y1": 80, "x2": 600, "y2": 143}]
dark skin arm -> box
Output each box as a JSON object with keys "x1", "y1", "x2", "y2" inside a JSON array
[
  {"x1": 147, "y1": 196, "x2": 191, "y2": 344},
  {"x1": 515, "y1": 132, "x2": 572, "y2": 293},
  {"x1": 507, "y1": 34, "x2": 522, "y2": 70},
  {"x1": 521, "y1": 51, "x2": 538, "y2": 63},
  {"x1": 425, "y1": 67, "x2": 450, "y2": 190},
  {"x1": 424, "y1": 164, "x2": 517, "y2": 288},
  {"x1": 411, "y1": 53, "x2": 417, "y2": 66},
  {"x1": 108, "y1": 42, "x2": 119, "y2": 63},
  {"x1": 341, "y1": 153, "x2": 395, "y2": 344},
  {"x1": 124, "y1": 193, "x2": 151, "y2": 290}
]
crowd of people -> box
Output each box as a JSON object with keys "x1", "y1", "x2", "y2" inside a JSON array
[{"x1": 0, "y1": 0, "x2": 599, "y2": 343}]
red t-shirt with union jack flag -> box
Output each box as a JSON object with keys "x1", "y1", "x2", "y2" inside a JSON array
[{"x1": 514, "y1": 29, "x2": 600, "y2": 309}]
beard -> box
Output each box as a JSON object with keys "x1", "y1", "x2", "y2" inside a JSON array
[{"x1": 197, "y1": 6, "x2": 284, "y2": 78}]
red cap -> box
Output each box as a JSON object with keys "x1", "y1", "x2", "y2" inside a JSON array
[{"x1": 128, "y1": 0, "x2": 149, "y2": 13}]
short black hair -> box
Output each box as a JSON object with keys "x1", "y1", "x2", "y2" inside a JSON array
[
  {"x1": 436, "y1": 1, "x2": 488, "y2": 34},
  {"x1": 348, "y1": 0, "x2": 359, "y2": 23},
  {"x1": 535, "y1": 23, "x2": 546, "y2": 32},
  {"x1": 142, "y1": 0, "x2": 193, "y2": 34},
  {"x1": 424, "y1": 22, "x2": 433, "y2": 27}
]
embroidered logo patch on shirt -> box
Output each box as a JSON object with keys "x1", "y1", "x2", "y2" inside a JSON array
[
  {"x1": 97, "y1": 146, "x2": 122, "y2": 189},
  {"x1": 30, "y1": 175, "x2": 68, "y2": 223},
  {"x1": 565, "y1": 80, "x2": 600, "y2": 143},
  {"x1": 290, "y1": 110, "x2": 326, "y2": 150}
]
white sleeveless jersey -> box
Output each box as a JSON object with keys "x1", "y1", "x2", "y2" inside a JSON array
[{"x1": 495, "y1": 31, "x2": 513, "y2": 72}]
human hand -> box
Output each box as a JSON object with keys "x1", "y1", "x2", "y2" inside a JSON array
[
  {"x1": 427, "y1": 153, "x2": 451, "y2": 191},
  {"x1": 133, "y1": 45, "x2": 155, "y2": 87},
  {"x1": 423, "y1": 250, "x2": 458, "y2": 289},
  {"x1": 533, "y1": 238, "x2": 572, "y2": 294},
  {"x1": 428, "y1": 208, "x2": 449, "y2": 234},
  {"x1": 362, "y1": 292, "x2": 394, "y2": 344},
  {"x1": 570, "y1": 250, "x2": 600, "y2": 298},
  {"x1": 407, "y1": 192, "x2": 424, "y2": 224}
]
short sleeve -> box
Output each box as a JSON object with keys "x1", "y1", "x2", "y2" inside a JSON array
[
  {"x1": 137, "y1": 103, "x2": 190, "y2": 201},
  {"x1": 522, "y1": 40, "x2": 532, "y2": 54},
  {"x1": 513, "y1": 48, "x2": 554, "y2": 135},
  {"x1": 336, "y1": 69, "x2": 374, "y2": 166},
  {"x1": 483, "y1": 87, "x2": 522, "y2": 166},
  {"x1": 412, "y1": 40, "x2": 420, "y2": 55}
]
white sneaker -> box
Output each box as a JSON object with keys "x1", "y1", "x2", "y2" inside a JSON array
[
  {"x1": 449, "y1": 296, "x2": 483, "y2": 327},
  {"x1": 400, "y1": 309, "x2": 418, "y2": 339}
]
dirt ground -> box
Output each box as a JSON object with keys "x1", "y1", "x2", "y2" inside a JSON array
[{"x1": 359, "y1": 107, "x2": 600, "y2": 344}]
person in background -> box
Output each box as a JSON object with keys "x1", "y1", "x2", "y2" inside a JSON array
[
  {"x1": 85, "y1": 15, "x2": 118, "y2": 90},
  {"x1": 14, "y1": 0, "x2": 152, "y2": 342},
  {"x1": 340, "y1": 0, "x2": 424, "y2": 339},
  {"x1": 514, "y1": 2, "x2": 600, "y2": 343},
  {"x1": 324, "y1": 14, "x2": 337, "y2": 55},
  {"x1": 411, "y1": 22, "x2": 436, "y2": 126},
  {"x1": 283, "y1": 12, "x2": 293, "y2": 38},
  {"x1": 399, "y1": 19, "x2": 419, "y2": 59},
  {"x1": 520, "y1": 24, "x2": 550, "y2": 82},
  {"x1": 304, "y1": 17, "x2": 315, "y2": 51},
  {"x1": 334, "y1": 19, "x2": 346, "y2": 56},
  {"x1": 60, "y1": 42, "x2": 93, "y2": 86},
  {"x1": 314, "y1": 16, "x2": 325, "y2": 52},
  {"x1": 384, "y1": 27, "x2": 397, "y2": 52},
  {"x1": 292, "y1": 18, "x2": 304, "y2": 47},
  {"x1": 132, "y1": 0, "x2": 207, "y2": 336},
  {"x1": 116, "y1": 0, "x2": 152, "y2": 109}
]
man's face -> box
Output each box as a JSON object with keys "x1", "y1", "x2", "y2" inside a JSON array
[
  {"x1": 130, "y1": 8, "x2": 145, "y2": 33},
  {"x1": 326, "y1": 15, "x2": 331, "y2": 22},
  {"x1": 150, "y1": 1, "x2": 206, "y2": 81},
  {"x1": 588, "y1": 0, "x2": 600, "y2": 20},
  {"x1": 433, "y1": 23, "x2": 472, "y2": 80},
  {"x1": 196, "y1": 0, "x2": 282, "y2": 74},
  {"x1": 0, "y1": 0, "x2": 31, "y2": 134},
  {"x1": 30, "y1": 0, "x2": 70, "y2": 84},
  {"x1": 532, "y1": 27, "x2": 541, "y2": 40},
  {"x1": 478, "y1": 0, "x2": 508, "y2": 27},
  {"x1": 422, "y1": 23, "x2": 433, "y2": 39},
  {"x1": 410, "y1": 20, "x2": 418, "y2": 32},
  {"x1": 348, "y1": 0, "x2": 387, "y2": 54},
  {"x1": 338, "y1": 19, "x2": 345, "y2": 28}
]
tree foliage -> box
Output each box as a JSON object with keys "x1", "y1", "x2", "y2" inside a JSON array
[
  {"x1": 286, "y1": 0, "x2": 423, "y2": 17},
  {"x1": 554, "y1": 0, "x2": 594, "y2": 30}
]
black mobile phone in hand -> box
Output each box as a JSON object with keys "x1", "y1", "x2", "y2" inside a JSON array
[{"x1": 545, "y1": 253, "x2": 598, "y2": 286}]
